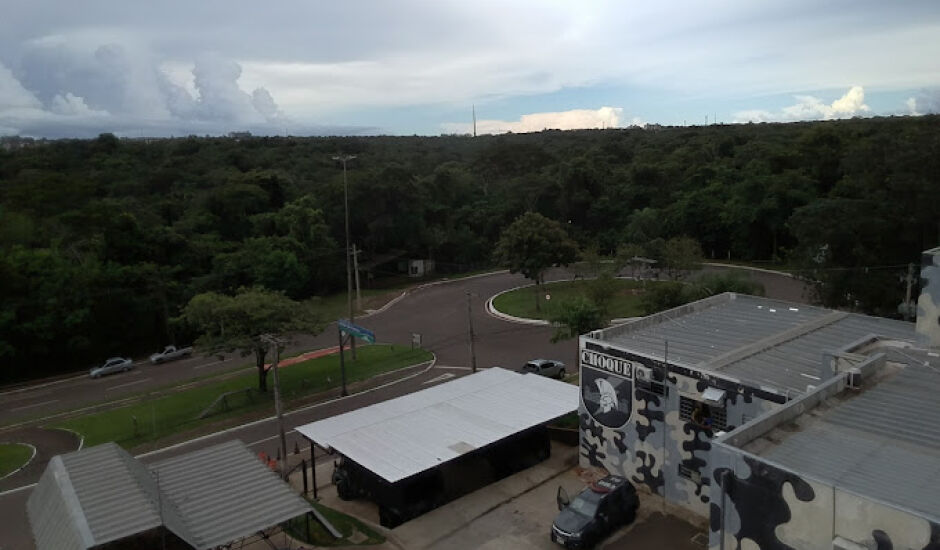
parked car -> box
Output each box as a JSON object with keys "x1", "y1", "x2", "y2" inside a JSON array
[
  {"x1": 149, "y1": 345, "x2": 193, "y2": 364},
  {"x1": 523, "y1": 359, "x2": 566, "y2": 378},
  {"x1": 551, "y1": 475, "x2": 639, "y2": 549},
  {"x1": 89, "y1": 357, "x2": 134, "y2": 378}
]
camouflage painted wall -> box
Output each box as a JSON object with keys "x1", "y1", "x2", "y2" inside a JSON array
[
  {"x1": 916, "y1": 247, "x2": 940, "y2": 348},
  {"x1": 578, "y1": 340, "x2": 782, "y2": 517},
  {"x1": 709, "y1": 444, "x2": 940, "y2": 550}
]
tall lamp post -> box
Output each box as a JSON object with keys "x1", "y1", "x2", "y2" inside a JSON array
[{"x1": 333, "y1": 154, "x2": 357, "y2": 360}]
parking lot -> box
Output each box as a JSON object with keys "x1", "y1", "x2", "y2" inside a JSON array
[{"x1": 313, "y1": 441, "x2": 708, "y2": 550}]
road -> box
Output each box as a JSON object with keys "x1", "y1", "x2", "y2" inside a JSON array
[{"x1": 0, "y1": 266, "x2": 808, "y2": 549}]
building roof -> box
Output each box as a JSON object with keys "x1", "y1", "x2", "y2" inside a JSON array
[
  {"x1": 591, "y1": 293, "x2": 915, "y2": 395},
  {"x1": 296, "y1": 367, "x2": 579, "y2": 483},
  {"x1": 732, "y1": 350, "x2": 940, "y2": 522},
  {"x1": 28, "y1": 440, "x2": 310, "y2": 550},
  {"x1": 150, "y1": 440, "x2": 312, "y2": 550}
]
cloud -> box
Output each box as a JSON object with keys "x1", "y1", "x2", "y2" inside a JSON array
[
  {"x1": 442, "y1": 106, "x2": 623, "y2": 135},
  {"x1": 0, "y1": 62, "x2": 41, "y2": 110},
  {"x1": 50, "y1": 93, "x2": 107, "y2": 116},
  {"x1": 906, "y1": 89, "x2": 940, "y2": 115},
  {"x1": 734, "y1": 86, "x2": 870, "y2": 123}
]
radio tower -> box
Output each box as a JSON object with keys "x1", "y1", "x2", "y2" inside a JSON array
[{"x1": 472, "y1": 105, "x2": 477, "y2": 137}]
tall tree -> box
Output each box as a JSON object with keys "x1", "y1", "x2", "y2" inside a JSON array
[
  {"x1": 179, "y1": 287, "x2": 322, "y2": 392},
  {"x1": 494, "y1": 212, "x2": 578, "y2": 311}
]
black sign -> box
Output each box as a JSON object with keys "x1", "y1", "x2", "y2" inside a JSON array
[{"x1": 581, "y1": 365, "x2": 633, "y2": 429}]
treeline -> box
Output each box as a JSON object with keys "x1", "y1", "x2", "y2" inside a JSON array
[{"x1": 1, "y1": 115, "x2": 938, "y2": 382}]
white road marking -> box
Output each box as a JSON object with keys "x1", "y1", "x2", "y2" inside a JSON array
[
  {"x1": 9, "y1": 399, "x2": 59, "y2": 412},
  {"x1": 434, "y1": 365, "x2": 473, "y2": 370},
  {"x1": 107, "y1": 378, "x2": 152, "y2": 391},
  {"x1": 422, "y1": 373, "x2": 455, "y2": 385}
]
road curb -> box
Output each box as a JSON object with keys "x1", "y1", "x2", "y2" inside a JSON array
[
  {"x1": 0, "y1": 443, "x2": 36, "y2": 482},
  {"x1": 484, "y1": 284, "x2": 556, "y2": 326},
  {"x1": 364, "y1": 270, "x2": 510, "y2": 318},
  {"x1": 703, "y1": 262, "x2": 796, "y2": 278}
]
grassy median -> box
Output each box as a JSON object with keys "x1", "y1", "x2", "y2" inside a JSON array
[
  {"x1": 0, "y1": 443, "x2": 33, "y2": 478},
  {"x1": 53, "y1": 344, "x2": 431, "y2": 450},
  {"x1": 492, "y1": 279, "x2": 651, "y2": 321}
]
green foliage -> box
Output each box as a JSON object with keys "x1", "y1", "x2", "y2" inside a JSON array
[
  {"x1": 1, "y1": 115, "x2": 937, "y2": 381},
  {"x1": 494, "y1": 211, "x2": 578, "y2": 311},
  {"x1": 548, "y1": 297, "x2": 603, "y2": 343},
  {"x1": 0, "y1": 443, "x2": 32, "y2": 477},
  {"x1": 179, "y1": 287, "x2": 322, "y2": 391},
  {"x1": 687, "y1": 271, "x2": 766, "y2": 299},
  {"x1": 640, "y1": 281, "x2": 690, "y2": 315},
  {"x1": 659, "y1": 237, "x2": 704, "y2": 280}
]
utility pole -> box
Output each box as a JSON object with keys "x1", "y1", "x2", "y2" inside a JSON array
[
  {"x1": 353, "y1": 244, "x2": 362, "y2": 312},
  {"x1": 337, "y1": 324, "x2": 348, "y2": 396},
  {"x1": 261, "y1": 334, "x2": 289, "y2": 480},
  {"x1": 466, "y1": 291, "x2": 477, "y2": 373},
  {"x1": 333, "y1": 154, "x2": 357, "y2": 360}
]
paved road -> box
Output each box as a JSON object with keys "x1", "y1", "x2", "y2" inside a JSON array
[{"x1": 0, "y1": 266, "x2": 809, "y2": 549}]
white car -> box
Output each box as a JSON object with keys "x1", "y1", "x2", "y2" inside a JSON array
[
  {"x1": 523, "y1": 359, "x2": 567, "y2": 378},
  {"x1": 149, "y1": 345, "x2": 193, "y2": 364},
  {"x1": 89, "y1": 357, "x2": 134, "y2": 378}
]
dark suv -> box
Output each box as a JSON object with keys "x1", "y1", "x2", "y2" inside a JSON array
[{"x1": 551, "y1": 475, "x2": 639, "y2": 548}]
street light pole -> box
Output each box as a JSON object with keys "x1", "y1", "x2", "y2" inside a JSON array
[{"x1": 333, "y1": 154, "x2": 357, "y2": 360}]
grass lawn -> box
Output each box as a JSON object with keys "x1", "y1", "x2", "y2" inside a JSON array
[
  {"x1": 54, "y1": 344, "x2": 432, "y2": 450},
  {"x1": 0, "y1": 443, "x2": 33, "y2": 478},
  {"x1": 283, "y1": 501, "x2": 385, "y2": 546},
  {"x1": 492, "y1": 279, "x2": 655, "y2": 321}
]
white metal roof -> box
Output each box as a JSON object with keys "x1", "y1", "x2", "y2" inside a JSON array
[
  {"x1": 28, "y1": 440, "x2": 311, "y2": 550},
  {"x1": 295, "y1": 367, "x2": 579, "y2": 483}
]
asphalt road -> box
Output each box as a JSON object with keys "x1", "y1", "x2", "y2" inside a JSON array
[{"x1": 0, "y1": 265, "x2": 809, "y2": 549}]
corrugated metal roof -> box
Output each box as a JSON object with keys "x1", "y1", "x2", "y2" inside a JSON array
[
  {"x1": 27, "y1": 443, "x2": 167, "y2": 549},
  {"x1": 295, "y1": 367, "x2": 579, "y2": 483},
  {"x1": 605, "y1": 294, "x2": 831, "y2": 367},
  {"x1": 757, "y1": 362, "x2": 940, "y2": 521},
  {"x1": 598, "y1": 293, "x2": 915, "y2": 395},
  {"x1": 150, "y1": 440, "x2": 311, "y2": 550},
  {"x1": 28, "y1": 440, "x2": 310, "y2": 550}
]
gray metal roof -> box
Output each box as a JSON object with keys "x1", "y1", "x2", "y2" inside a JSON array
[
  {"x1": 754, "y1": 361, "x2": 940, "y2": 522},
  {"x1": 28, "y1": 440, "x2": 310, "y2": 550},
  {"x1": 595, "y1": 293, "x2": 915, "y2": 395},
  {"x1": 296, "y1": 367, "x2": 579, "y2": 483},
  {"x1": 150, "y1": 439, "x2": 311, "y2": 550}
]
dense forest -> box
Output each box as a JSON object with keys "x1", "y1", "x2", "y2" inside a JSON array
[{"x1": 1, "y1": 115, "x2": 938, "y2": 382}]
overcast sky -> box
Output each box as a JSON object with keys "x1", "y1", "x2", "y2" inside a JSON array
[{"x1": 1, "y1": 0, "x2": 939, "y2": 138}]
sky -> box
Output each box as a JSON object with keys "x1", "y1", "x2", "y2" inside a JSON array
[{"x1": 0, "y1": 0, "x2": 939, "y2": 138}]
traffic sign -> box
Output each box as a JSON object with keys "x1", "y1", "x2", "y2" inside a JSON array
[{"x1": 338, "y1": 319, "x2": 376, "y2": 344}]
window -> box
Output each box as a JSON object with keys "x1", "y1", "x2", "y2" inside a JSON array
[{"x1": 679, "y1": 396, "x2": 727, "y2": 431}]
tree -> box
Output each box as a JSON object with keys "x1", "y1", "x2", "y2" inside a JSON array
[
  {"x1": 548, "y1": 297, "x2": 602, "y2": 343},
  {"x1": 494, "y1": 212, "x2": 578, "y2": 312},
  {"x1": 659, "y1": 237, "x2": 704, "y2": 280},
  {"x1": 179, "y1": 287, "x2": 322, "y2": 392}
]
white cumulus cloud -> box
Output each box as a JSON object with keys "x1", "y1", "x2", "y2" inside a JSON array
[
  {"x1": 442, "y1": 106, "x2": 623, "y2": 135},
  {"x1": 906, "y1": 89, "x2": 940, "y2": 115},
  {"x1": 734, "y1": 86, "x2": 870, "y2": 123}
]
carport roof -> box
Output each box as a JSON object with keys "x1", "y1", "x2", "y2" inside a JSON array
[
  {"x1": 28, "y1": 439, "x2": 311, "y2": 550},
  {"x1": 296, "y1": 367, "x2": 579, "y2": 483}
]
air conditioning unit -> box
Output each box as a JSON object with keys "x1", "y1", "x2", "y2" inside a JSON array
[{"x1": 635, "y1": 365, "x2": 652, "y2": 381}]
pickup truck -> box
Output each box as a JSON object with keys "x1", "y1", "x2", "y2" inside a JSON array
[{"x1": 149, "y1": 345, "x2": 193, "y2": 364}]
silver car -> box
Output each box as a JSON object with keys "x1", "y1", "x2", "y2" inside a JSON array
[
  {"x1": 523, "y1": 359, "x2": 566, "y2": 378},
  {"x1": 89, "y1": 357, "x2": 134, "y2": 378}
]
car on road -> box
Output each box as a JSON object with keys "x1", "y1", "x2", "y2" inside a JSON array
[
  {"x1": 523, "y1": 359, "x2": 566, "y2": 378},
  {"x1": 149, "y1": 345, "x2": 193, "y2": 364},
  {"x1": 89, "y1": 357, "x2": 134, "y2": 378},
  {"x1": 551, "y1": 475, "x2": 639, "y2": 549}
]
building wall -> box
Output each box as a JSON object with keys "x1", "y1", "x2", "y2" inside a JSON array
[
  {"x1": 708, "y1": 445, "x2": 940, "y2": 550},
  {"x1": 577, "y1": 340, "x2": 782, "y2": 517}
]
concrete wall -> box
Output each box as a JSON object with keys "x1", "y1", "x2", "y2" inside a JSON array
[
  {"x1": 577, "y1": 339, "x2": 781, "y2": 517},
  {"x1": 708, "y1": 446, "x2": 940, "y2": 550}
]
